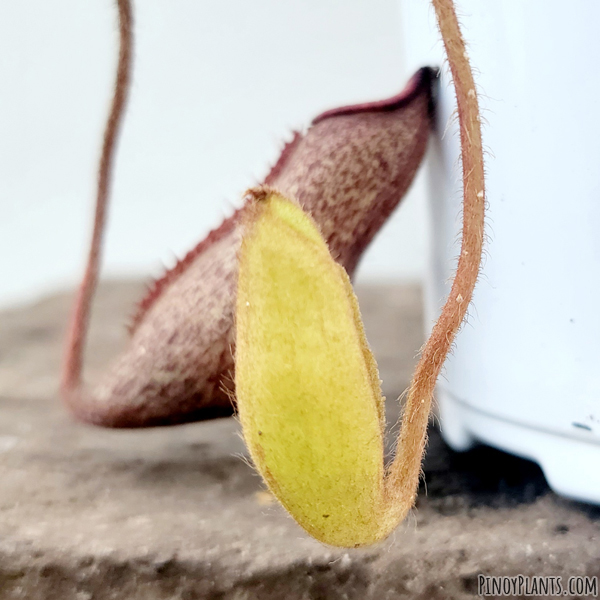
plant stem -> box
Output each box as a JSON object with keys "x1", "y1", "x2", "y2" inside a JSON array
[
  {"x1": 61, "y1": 0, "x2": 133, "y2": 393},
  {"x1": 385, "y1": 0, "x2": 486, "y2": 510}
]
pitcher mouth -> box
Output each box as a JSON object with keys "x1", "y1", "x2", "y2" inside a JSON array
[{"x1": 312, "y1": 66, "x2": 439, "y2": 125}]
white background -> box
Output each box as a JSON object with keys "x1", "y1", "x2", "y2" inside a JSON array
[{"x1": 0, "y1": 0, "x2": 434, "y2": 309}]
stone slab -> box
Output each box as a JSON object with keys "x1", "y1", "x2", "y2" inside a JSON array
[{"x1": 0, "y1": 282, "x2": 598, "y2": 599}]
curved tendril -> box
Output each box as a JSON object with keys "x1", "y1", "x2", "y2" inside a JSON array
[{"x1": 61, "y1": 0, "x2": 133, "y2": 394}]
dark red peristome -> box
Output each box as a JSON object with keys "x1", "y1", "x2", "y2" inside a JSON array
[
  {"x1": 63, "y1": 67, "x2": 437, "y2": 428},
  {"x1": 312, "y1": 67, "x2": 436, "y2": 124}
]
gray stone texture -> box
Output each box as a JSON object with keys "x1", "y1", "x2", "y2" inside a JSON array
[{"x1": 0, "y1": 282, "x2": 598, "y2": 599}]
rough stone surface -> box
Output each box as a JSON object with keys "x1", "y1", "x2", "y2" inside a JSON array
[{"x1": 0, "y1": 281, "x2": 599, "y2": 599}]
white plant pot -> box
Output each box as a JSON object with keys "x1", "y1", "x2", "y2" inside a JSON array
[{"x1": 399, "y1": 0, "x2": 600, "y2": 503}]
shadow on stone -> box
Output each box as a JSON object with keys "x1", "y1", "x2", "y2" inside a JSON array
[
  {"x1": 419, "y1": 427, "x2": 551, "y2": 513},
  {"x1": 554, "y1": 496, "x2": 600, "y2": 521},
  {"x1": 236, "y1": 560, "x2": 373, "y2": 600}
]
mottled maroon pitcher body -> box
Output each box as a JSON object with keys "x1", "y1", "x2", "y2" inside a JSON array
[{"x1": 63, "y1": 67, "x2": 436, "y2": 428}]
